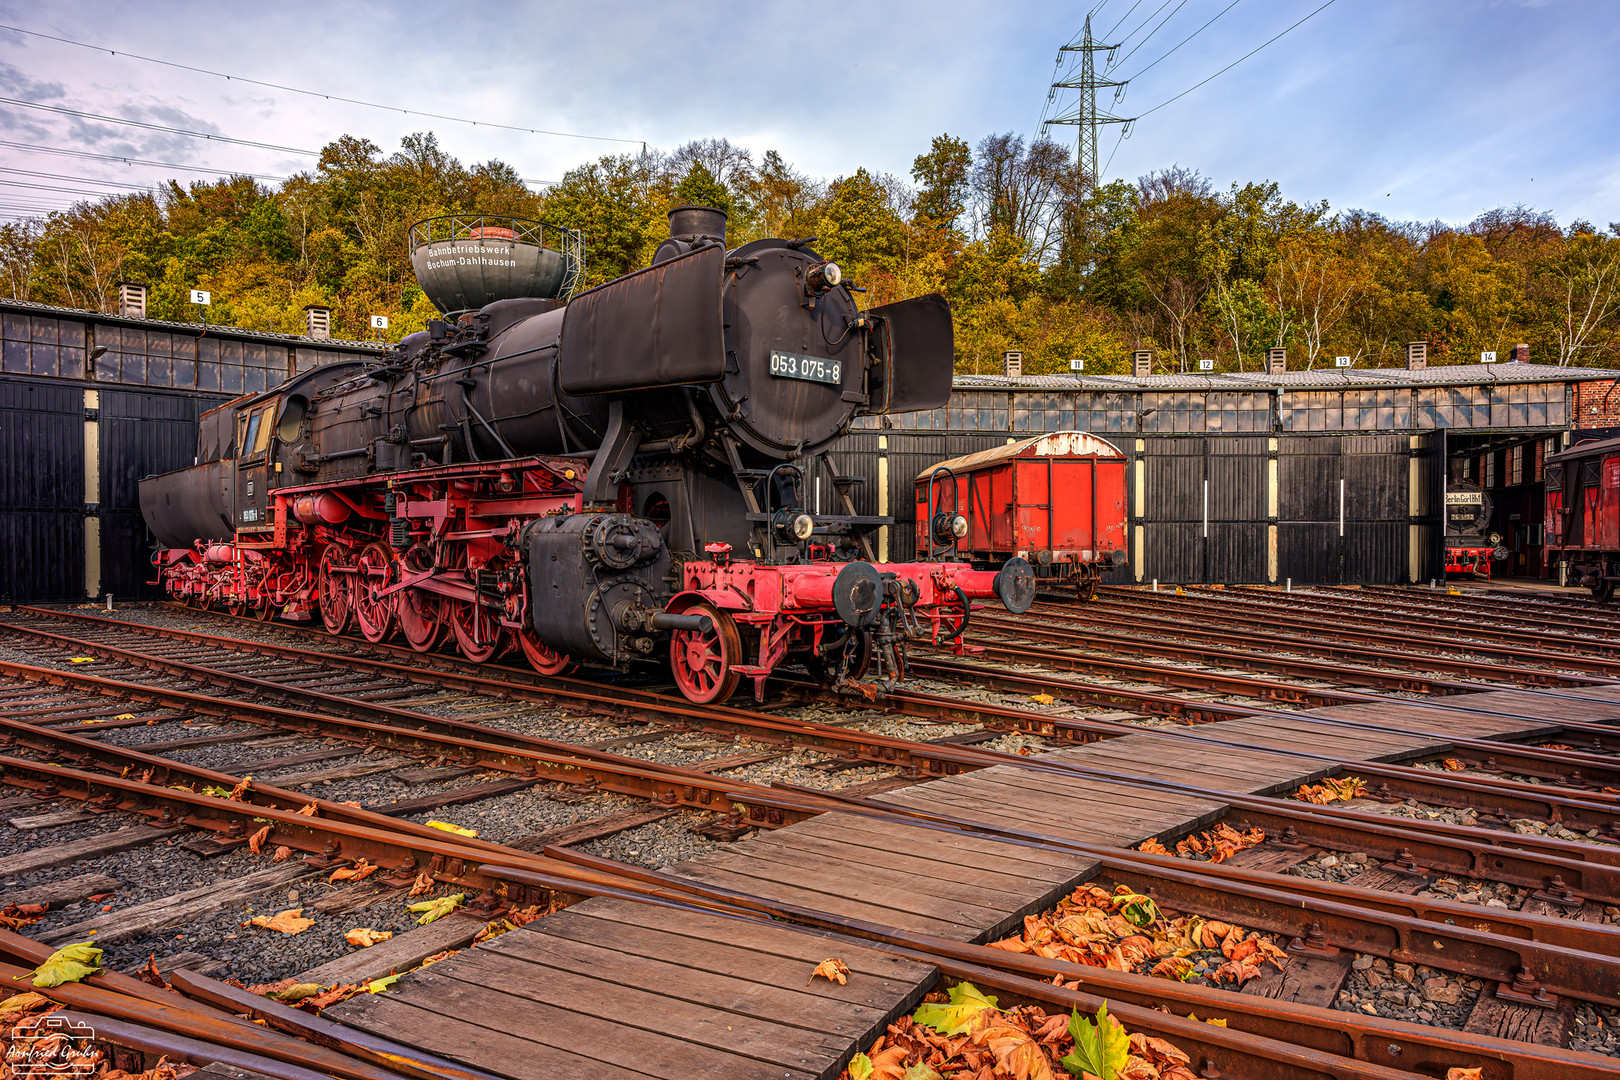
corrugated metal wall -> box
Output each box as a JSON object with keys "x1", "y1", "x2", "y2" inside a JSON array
[
  {"x1": 99, "y1": 390, "x2": 215, "y2": 598},
  {"x1": 0, "y1": 380, "x2": 86, "y2": 601},
  {"x1": 832, "y1": 430, "x2": 1443, "y2": 585}
]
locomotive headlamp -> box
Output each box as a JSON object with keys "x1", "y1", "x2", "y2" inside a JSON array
[
  {"x1": 807, "y1": 261, "x2": 842, "y2": 291},
  {"x1": 1489, "y1": 532, "x2": 1502, "y2": 544},
  {"x1": 774, "y1": 509, "x2": 816, "y2": 543},
  {"x1": 932, "y1": 513, "x2": 968, "y2": 543}
]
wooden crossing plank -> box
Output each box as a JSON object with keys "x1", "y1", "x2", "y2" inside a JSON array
[
  {"x1": 798, "y1": 813, "x2": 1093, "y2": 883},
  {"x1": 329, "y1": 994, "x2": 660, "y2": 1080},
  {"x1": 669, "y1": 856, "x2": 983, "y2": 939},
  {"x1": 486, "y1": 922, "x2": 880, "y2": 1038},
  {"x1": 550, "y1": 896, "x2": 932, "y2": 1001},
  {"x1": 352, "y1": 944, "x2": 833, "y2": 1079},
  {"x1": 295, "y1": 912, "x2": 486, "y2": 987},
  {"x1": 1240, "y1": 952, "x2": 1353, "y2": 1007}
]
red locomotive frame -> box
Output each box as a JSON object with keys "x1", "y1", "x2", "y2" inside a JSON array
[{"x1": 156, "y1": 453, "x2": 1016, "y2": 702}]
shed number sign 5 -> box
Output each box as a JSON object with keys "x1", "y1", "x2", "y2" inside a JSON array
[{"x1": 768, "y1": 350, "x2": 841, "y2": 386}]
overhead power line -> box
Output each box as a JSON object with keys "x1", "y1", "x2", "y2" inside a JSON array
[
  {"x1": 0, "y1": 97, "x2": 318, "y2": 154},
  {"x1": 0, "y1": 23, "x2": 646, "y2": 150},
  {"x1": 0, "y1": 178, "x2": 124, "y2": 197},
  {"x1": 0, "y1": 166, "x2": 156, "y2": 189},
  {"x1": 1121, "y1": 0, "x2": 1244, "y2": 82},
  {"x1": 0, "y1": 140, "x2": 288, "y2": 181},
  {"x1": 1109, "y1": 0, "x2": 1190, "y2": 70},
  {"x1": 1135, "y1": 0, "x2": 1339, "y2": 119}
]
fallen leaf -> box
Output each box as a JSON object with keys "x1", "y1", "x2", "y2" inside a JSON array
[
  {"x1": 296, "y1": 803, "x2": 318, "y2": 816},
  {"x1": 229, "y1": 776, "x2": 252, "y2": 800},
  {"x1": 1446, "y1": 1070, "x2": 1484, "y2": 1080},
  {"x1": 1061, "y1": 1002, "x2": 1130, "y2": 1080},
  {"x1": 418, "y1": 949, "x2": 456, "y2": 968},
  {"x1": 68, "y1": 657, "x2": 95, "y2": 663},
  {"x1": 264, "y1": 982, "x2": 324, "y2": 1003},
  {"x1": 0, "y1": 991, "x2": 53, "y2": 1014},
  {"x1": 913, "y1": 981, "x2": 1000, "y2": 1036},
  {"x1": 1150, "y1": 956, "x2": 1194, "y2": 982},
  {"x1": 1135, "y1": 838, "x2": 1169, "y2": 855},
  {"x1": 406, "y1": 893, "x2": 464, "y2": 925},
  {"x1": 243, "y1": 908, "x2": 314, "y2": 934},
  {"x1": 848, "y1": 1053, "x2": 874, "y2": 1080},
  {"x1": 407, "y1": 872, "x2": 435, "y2": 896},
  {"x1": 113, "y1": 713, "x2": 135, "y2": 720},
  {"x1": 21, "y1": 942, "x2": 102, "y2": 987},
  {"x1": 367, "y1": 974, "x2": 399, "y2": 993},
  {"x1": 1028, "y1": 693, "x2": 1055, "y2": 706},
  {"x1": 329, "y1": 859, "x2": 378, "y2": 882},
  {"x1": 1441, "y1": 758, "x2": 1466, "y2": 770},
  {"x1": 247, "y1": 826, "x2": 272, "y2": 854},
  {"x1": 425, "y1": 820, "x2": 478, "y2": 837},
  {"x1": 810, "y1": 958, "x2": 851, "y2": 986},
  {"x1": 135, "y1": 953, "x2": 167, "y2": 989},
  {"x1": 305, "y1": 984, "x2": 362, "y2": 1010},
  {"x1": 272, "y1": 846, "x2": 293, "y2": 862},
  {"x1": 201, "y1": 785, "x2": 233, "y2": 798},
  {"x1": 345, "y1": 928, "x2": 393, "y2": 948}
]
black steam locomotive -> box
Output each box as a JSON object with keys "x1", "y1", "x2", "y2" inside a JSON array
[{"x1": 141, "y1": 208, "x2": 1033, "y2": 702}]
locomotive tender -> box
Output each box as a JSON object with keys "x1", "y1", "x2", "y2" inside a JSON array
[{"x1": 140, "y1": 207, "x2": 1036, "y2": 701}]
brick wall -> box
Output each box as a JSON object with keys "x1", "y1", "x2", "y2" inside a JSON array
[{"x1": 1574, "y1": 380, "x2": 1620, "y2": 428}]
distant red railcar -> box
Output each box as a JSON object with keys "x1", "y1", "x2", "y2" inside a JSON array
[
  {"x1": 1546, "y1": 435, "x2": 1620, "y2": 602},
  {"x1": 916, "y1": 432, "x2": 1129, "y2": 600}
]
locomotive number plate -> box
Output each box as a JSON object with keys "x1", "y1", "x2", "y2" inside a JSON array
[{"x1": 768, "y1": 350, "x2": 841, "y2": 386}]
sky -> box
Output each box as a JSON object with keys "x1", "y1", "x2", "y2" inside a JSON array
[{"x1": 0, "y1": 0, "x2": 1616, "y2": 228}]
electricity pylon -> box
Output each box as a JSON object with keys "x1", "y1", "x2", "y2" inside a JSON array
[{"x1": 1041, "y1": 15, "x2": 1131, "y2": 190}]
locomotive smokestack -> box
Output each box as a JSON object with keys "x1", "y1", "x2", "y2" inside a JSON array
[{"x1": 668, "y1": 205, "x2": 727, "y2": 244}]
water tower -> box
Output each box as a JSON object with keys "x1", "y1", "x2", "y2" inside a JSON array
[{"x1": 409, "y1": 214, "x2": 585, "y2": 314}]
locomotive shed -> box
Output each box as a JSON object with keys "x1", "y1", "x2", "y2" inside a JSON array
[{"x1": 0, "y1": 587, "x2": 1618, "y2": 1080}]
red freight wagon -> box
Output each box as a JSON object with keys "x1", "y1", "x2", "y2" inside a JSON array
[
  {"x1": 916, "y1": 431, "x2": 1129, "y2": 600},
  {"x1": 1546, "y1": 434, "x2": 1620, "y2": 602}
]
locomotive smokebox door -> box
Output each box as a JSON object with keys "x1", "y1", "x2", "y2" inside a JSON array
[{"x1": 867, "y1": 293, "x2": 955, "y2": 413}]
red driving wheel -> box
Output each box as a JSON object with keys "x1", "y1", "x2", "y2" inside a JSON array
[
  {"x1": 518, "y1": 627, "x2": 570, "y2": 676},
  {"x1": 318, "y1": 544, "x2": 352, "y2": 635},
  {"x1": 353, "y1": 542, "x2": 397, "y2": 643},
  {"x1": 669, "y1": 603, "x2": 742, "y2": 704}
]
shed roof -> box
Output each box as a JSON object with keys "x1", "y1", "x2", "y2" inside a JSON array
[
  {"x1": 1548, "y1": 434, "x2": 1620, "y2": 462},
  {"x1": 916, "y1": 431, "x2": 1125, "y2": 481},
  {"x1": 952, "y1": 361, "x2": 1617, "y2": 394},
  {"x1": 0, "y1": 297, "x2": 386, "y2": 352}
]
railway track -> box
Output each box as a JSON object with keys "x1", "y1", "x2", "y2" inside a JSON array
[{"x1": 0, "y1": 593, "x2": 1618, "y2": 1078}]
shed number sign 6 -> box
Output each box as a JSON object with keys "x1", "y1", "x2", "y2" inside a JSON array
[{"x1": 768, "y1": 350, "x2": 841, "y2": 386}]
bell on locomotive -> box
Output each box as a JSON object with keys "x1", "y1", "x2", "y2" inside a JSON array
[{"x1": 138, "y1": 202, "x2": 1034, "y2": 703}]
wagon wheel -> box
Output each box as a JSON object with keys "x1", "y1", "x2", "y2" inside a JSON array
[
  {"x1": 449, "y1": 599, "x2": 506, "y2": 663},
  {"x1": 518, "y1": 627, "x2": 571, "y2": 676},
  {"x1": 225, "y1": 598, "x2": 246, "y2": 618},
  {"x1": 353, "y1": 542, "x2": 397, "y2": 644},
  {"x1": 806, "y1": 627, "x2": 873, "y2": 685},
  {"x1": 1072, "y1": 571, "x2": 1099, "y2": 603},
  {"x1": 1595, "y1": 579, "x2": 1615, "y2": 605},
  {"x1": 318, "y1": 545, "x2": 353, "y2": 635},
  {"x1": 252, "y1": 596, "x2": 276, "y2": 622},
  {"x1": 397, "y1": 588, "x2": 447, "y2": 652},
  {"x1": 669, "y1": 603, "x2": 742, "y2": 704}
]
